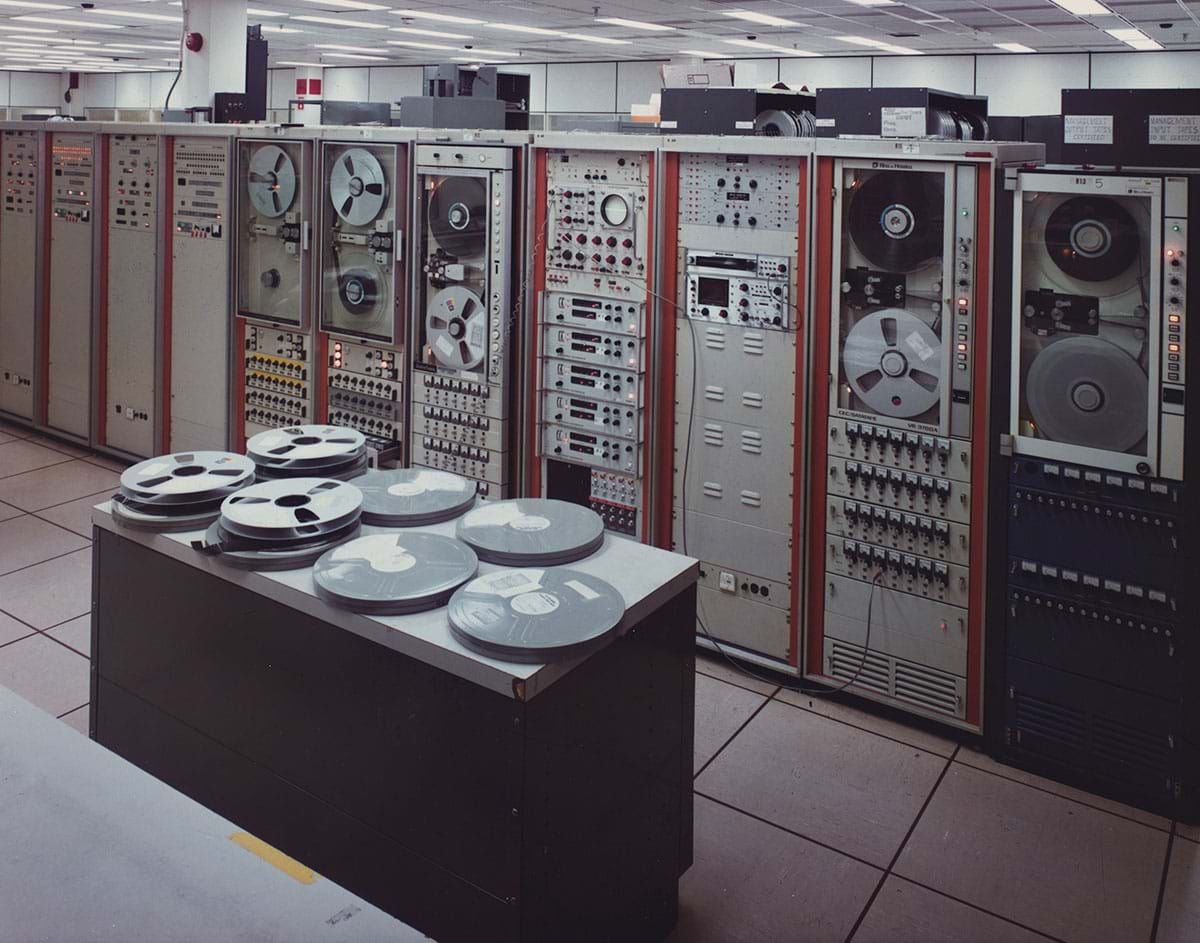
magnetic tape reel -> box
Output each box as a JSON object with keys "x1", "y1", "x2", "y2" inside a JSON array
[
  {"x1": 194, "y1": 477, "x2": 364, "y2": 570},
  {"x1": 246, "y1": 424, "x2": 368, "y2": 480},
  {"x1": 426, "y1": 285, "x2": 488, "y2": 371},
  {"x1": 427, "y1": 175, "x2": 488, "y2": 260},
  {"x1": 111, "y1": 451, "x2": 256, "y2": 531},
  {"x1": 1026, "y1": 194, "x2": 1145, "y2": 300},
  {"x1": 329, "y1": 147, "x2": 388, "y2": 227},
  {"x1": 847, "y1": 171, "x2": 944, "y2": 275},
  {"x1": 334, "y1": 251, "x2": 390, "y2": 334},
  {"x1": 754, "y1": 109, "x2": 816, "y2": 138},
  {"x1": 1025, "y1": 336, "x2": 1148, "y2": 452},
  {"x1": 842, "y1": 308, "x2": 942, "y2": 419},
  {"x1": 246, "y1": 144, "x2": 297, "y2": 219}
]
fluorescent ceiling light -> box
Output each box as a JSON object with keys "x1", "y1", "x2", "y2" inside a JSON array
[
  {"x1": 455, "y1": 46, "x2": 519, "y2": 58},
  {"x1": 721, "y1": 10, "x2": 800, "y2": 27},
  {"x1": 562, "y1": 33, "x2": 631, "y2": 45},
  {"x1": 386, "y1": 38, "x2": 460, "y2": 50},
  {"x1": 1047, "y1": 0, "x2": 1111, "y2": 15},
  {"x1": 247, "y1": 7, "x2": 289, "y2": 17},
  {"x1": 844, "y1": 0, "x2": 898, "y2": 5},
  {"x1": 292, "y1": 14, "x2": 387, "y2": 28},
  {"x1": 102, "y1": 42, "x2": 178, "y2": 51},
  {"x1": 314, "y1": 42, "x2": 382, "y2": 52},
  {"x1": 15, "y1": 14, "x2": 122, "y2": 27},
  {"x1": 594, "y1": 17, "x2": 674, "y2": 31},
  {"x1": 835, "y1": 35, "x2": 923, "y2": 54},
  {"x1": 259, "y1": 25, "x2": 303, "y2": 33},
  {"x1": 0, "y1": 0, "x2": 69, "y2": 9},
  {"x1": 389, "y1": 26, "x2": 471, "y2": 39},
  {"x1": 276, "y1": 60, "x2": 324, "y2": 67},
  {"x1": 91, "y1": 9, "x2": 183, "y2": 23},
  {"x1": 390, "y1": 9, "x2": 484, "y2": 25},
  {"x1": 722, "y1": 38, "x2": 819, "y2": 56},
  {"x1": 678, "y1": 49, "x2": 729, "y2": 58},
  {"x1": 297, "y1": 0, "x2": 388, "y2": 10},
  {"x1": 322, "y1": 51, "x2": 390, "y2": 60},
  {"x1": 1106, "y1": 27, "x2": 1163, "y2": 49},
  {"x1": 0, "y1": 23, "x2": 56, "y2": 32},
  {"x1": 994, "y1": 42, "x2": 1035, "y2": 52},
  {"x1": 487, "y1": 23, "x2": 565, "y2": 36}
]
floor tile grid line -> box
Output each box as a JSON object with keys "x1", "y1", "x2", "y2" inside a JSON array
[
  {"x1": 770, "y1": 688, "x2": 964, "y2": 759},
  {"x1": 695, "y1": 659, "x2": 782, "y2": 697},
  {"x1": 843, "y1": 745, "x2": 958, "y2": 943},
  {"x1": 882, "y1": 873, "x2": 1069, "y2": 943},
  {"x1": 0, "y1": 423, "x2": 36, "y2": 440},
  {"x1": 38, "y1": 626, "x2": 90, "y2": 662},
  {"x1": 692, "y1": 691, "x2": 775, "y2": 781},
  {"x1": 691, "y1": 789, "x2": 887, "y2": 875},
  {"x1": 0, "y1": 542, "x2": 91, "y2": 587},
  {"x1": 1148, "y1": 829, "x2": 1177, "y2": 943},
  {"x1": 31, "y1": 486, "x2": 118, "y2": 515},
  {"x1": 951, "y1": 754, "x2": 1174, "y2": 835},
  {"x1": 0, "y1": 454, "x2": 78, "y2": 481},
  {"x1": 0, "y1": 625, "x2": 37, "y2": 651},
  {"x1": 0, "y1": 600, "x2": 93, "y2": 641},
  {"x1": 1174, "y1": 824, "x2": 1198, "y2": 845},
  {"x1": 56, "y1": 700, "x2": 87, "y2": 720},
  {"x1": 0, "y1": 510, "x2": 94, "y2": 558}
]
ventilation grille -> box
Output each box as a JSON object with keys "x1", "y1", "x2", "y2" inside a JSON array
[
  {"x1": 1010, "y1": 688, "x2": 1174, "y2": 792},
  {"x1": 743, "y1": 391, "x2": 764, "y2": 409},
  {"x1": 704, "y1": 326, "x2": 726, "y2": 351},
  {"x1": 743, "y1": 332, "x2": 765, "y2": 355},
  {"x1": 1093, "y1": 716, "x2": 1171, "y2": 778},
  {"x1": 828, "y1": 639, "x2": 964, "y2": 718},
  {"x1": 704, "y1": 385, "x2": 726, "y2": 403}
]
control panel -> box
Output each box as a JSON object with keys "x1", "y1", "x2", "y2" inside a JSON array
[
  {"x1": 169, "y1": 136, "x2": 231, "y2": 452},
  {"x1": 679, "y1": 152, "x2": 801, "y2": 231},
  {"x1": 104, "y1": 133, "x2": 160, "y2": 457},
  {"x1": 45, "y1": 133, "x2": 95, "y2": 440},
  {"x1": 538, "y1": 147, "x2": 652, "y2": 537},
  {"x1": 410, "y1": 372, "x2": 502, "y2": 498},
  {"x1": 242, "y1": 324, "x2": 311, "y2": 437},
  {"x1": 327, "y1": 338, "x2": 402, "y2": 463},
  {"x1": 1163, "y1": 181, "x2": 1188, "y2": 412},
  {"x1": 685, "y1": 252, "x2": 791, "y2": 330},
  {"x1": 0, "y1": 130, "x2": 39, "y2": 420}
]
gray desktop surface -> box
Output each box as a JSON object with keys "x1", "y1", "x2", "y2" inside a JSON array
[{"x1": 0, "y1": 684, "x2": 431, "y2": 943}]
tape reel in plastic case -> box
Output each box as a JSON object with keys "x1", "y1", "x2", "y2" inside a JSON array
[
  {"x1": 323, "y1": 146, "x2": 394, "y2": 340},
  {"x1": 424, "y1": 174, "x2": 490, "y2": 374}
]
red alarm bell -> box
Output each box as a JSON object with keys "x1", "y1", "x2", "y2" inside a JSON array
[{"x1": 185, "y1": 32, "x2": 204, "y2": 53}]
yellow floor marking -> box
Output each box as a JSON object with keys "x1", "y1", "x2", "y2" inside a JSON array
[{"x1": 229, "y1": 831, "x2": 320, "y2": 885}]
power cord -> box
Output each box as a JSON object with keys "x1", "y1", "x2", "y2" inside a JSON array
[{"x1": 162, "y1": 2, "x2": 186, "y2": 114}]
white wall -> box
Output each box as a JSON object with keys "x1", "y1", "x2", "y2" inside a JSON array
[
  {"x1": 780, "y1": 57, "x2": 871, "y2": 90},
  {"x1": 976, "y1": 54, "x2": 1089, "y2": 115},
  {"x1": 546, "y1": 61, "x2": 616, "y2": 112},
  {"x1": 323, "y1": 67, "x2": 369, "y2": 102},
  {"x1": 368, "y1": 66, "x2": 422, "y2": 105},
  {"x1": 1090, "y1": 51, "x2": 1200, "y2": 88},
  {"x1": 873, "y1": 55, "x2": 973, "y2": 94}
]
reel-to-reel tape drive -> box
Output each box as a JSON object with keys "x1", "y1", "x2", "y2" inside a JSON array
[
  {"x1": 1012, "y1": 174, "x2": 1163, "y2": 473},
  {"x1": 319, "y1": 143, "x2": 403, "y2": 345},
  {"x1": 808, "y1": 146, "x2": 1004, "y2": 729},
  {"x1": 317, "y1": 140, "x2": 407, "y2": 464},
  {"x1": 411, "y1": 143, "x2": 518, "y2": 497},
  {"x1": 834, "y1": 167, "x2": 956, "y2": 433},
  {"x1": 236, "y1": 138, "x2": 314, "y2": 445}
]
